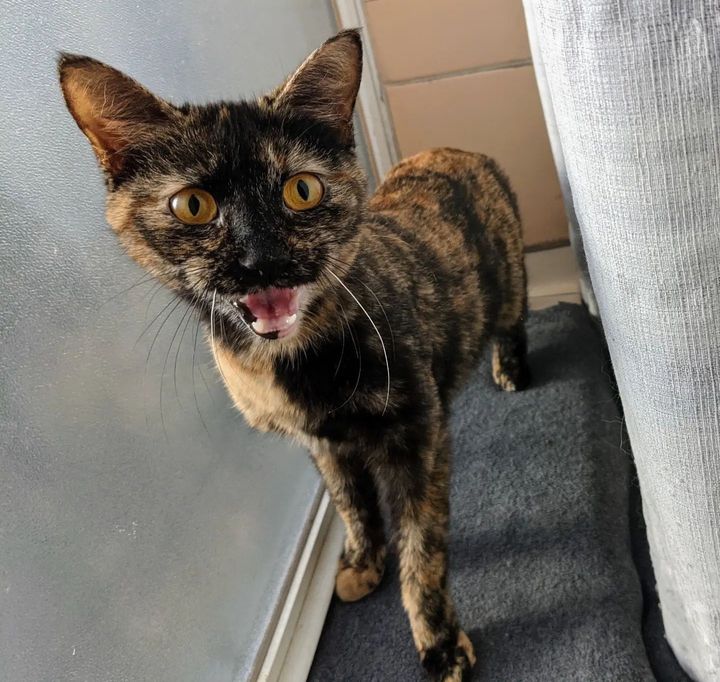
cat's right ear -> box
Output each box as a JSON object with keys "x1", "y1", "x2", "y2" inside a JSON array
[{"x1": 58, "y1": 54, "x2": 177, "y2": 179}]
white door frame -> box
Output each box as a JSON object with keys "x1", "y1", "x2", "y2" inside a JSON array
[{"x1": 335, "y1": 0, "x2": 399, "y2": 182}]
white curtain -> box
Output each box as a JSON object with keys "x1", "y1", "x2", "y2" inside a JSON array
[{"x1": 523, "y1": 2, "x2": 720, "y2": 679}]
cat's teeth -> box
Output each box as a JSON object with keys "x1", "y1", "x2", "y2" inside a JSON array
[
  {"x1": 251, "y1": 319, "x2": 270, "y2": 334},
  {"x1": 231, "y1": 301, "x2": 239, "y2": 308},
  {"x1": 250, "y1": 314, "x2": 298, "y2": 336}
]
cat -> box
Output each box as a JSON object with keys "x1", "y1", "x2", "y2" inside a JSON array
[{"x1": 59, "y1": 29, "x2": 529, "y2": 682}]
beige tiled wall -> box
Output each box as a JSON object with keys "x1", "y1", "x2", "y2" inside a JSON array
[
  {"x1": 364, "y1": 0, "x2": 531, "y2": 81},
  {"x1": 362, "y1": 0, "x2": 567, "y2": 248}
]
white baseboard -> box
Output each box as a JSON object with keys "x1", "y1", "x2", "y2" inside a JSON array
[
  {"x1": 526, "y1": 245, "x2": 581, "y2": 310},
  {"x1": 255, "y1": 492, "x2": 344, "y2": 682}
]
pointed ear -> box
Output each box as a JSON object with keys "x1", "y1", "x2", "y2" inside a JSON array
[
  {"x1": 58, "y1": 54, "x2": 177, "y2": 177},
  {"x1": 264, "y1": 30, "x2": 362, "y2": 144}
]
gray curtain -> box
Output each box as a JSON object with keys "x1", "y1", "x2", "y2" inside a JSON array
[{"x1": 523, "y1": 2, "x2": 720, "y2": 680}]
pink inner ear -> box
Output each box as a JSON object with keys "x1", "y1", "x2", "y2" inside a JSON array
[
  {"x1": 85, "y1": 116, "x2": 131, "y2": 155},
  {"x1": 60, "y1": 57, "x2": 174, "y2": 175}
]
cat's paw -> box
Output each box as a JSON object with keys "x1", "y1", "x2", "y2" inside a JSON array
[
  {"x1": 421, "y1": 630, "x2": 476, "y2": 682},
  {"x1": 491, "y1": 333, "x2": 531, "y2": 392},
  {"x1": 334, "y1": 549, "x2": 385, "y2": 602},
  {"x1": 492, "y1": 366, "x2": 518, "y2": 392},
  {"x1": 492, "y1": 361, "x2": 531, "y2": 392}
]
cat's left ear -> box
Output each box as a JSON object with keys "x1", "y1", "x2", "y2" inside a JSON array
[
  {"x1": 264, "y1": 30, "x2": 362, "y2": 145},
  {"x1": 58, "y1": 54, "x2": 178, "y2": 178}
]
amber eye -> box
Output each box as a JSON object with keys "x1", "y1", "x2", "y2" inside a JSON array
[
  {"x1": 282, "y1": 173, "x2": 324, "y2": 211},
  {"x1": 169, "y1": 188, "x2": 218, "y2": 225}
]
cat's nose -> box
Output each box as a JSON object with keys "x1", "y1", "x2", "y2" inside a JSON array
[{"x1": 238, "y1": 254, "x2": 290, "y2": 279}]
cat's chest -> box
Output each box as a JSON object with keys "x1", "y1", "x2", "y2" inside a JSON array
[{"x1": 211, "y1": 342, "x2": 311, "y2": 443}]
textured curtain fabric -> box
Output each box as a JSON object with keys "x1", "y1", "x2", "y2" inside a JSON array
[
  {"x1": 522, "y1": 0, "x2": 599, "y2": 316},
  {"x1": 523, "y1": 2, "x2": 720, "y2": 680}
]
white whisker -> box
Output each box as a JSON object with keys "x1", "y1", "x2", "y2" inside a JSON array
[
  {"x1": 210, "y1": 288, "x2": 230, "y2": 386},
  {"x1": 334, "y1": 312, "x2": 347, "y2": 378},
  {"x1": 358, "y1": 281, "x2": 396, "y2": 358},
  {"x1": 210, "y1": 288, "x2": 217, "y2": 347},
  {"x1": 329, "y1": 305, "x2": 362, "y2": 413},
  {"x1": 328, "y1": 268, "x2": 391, "y2": 415}
]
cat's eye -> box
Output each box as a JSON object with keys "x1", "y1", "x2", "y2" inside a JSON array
[
  {"x1": 283, "y1": 173, "x2": 324, "y2": 211},
  {"x1": 169, "y1": 188, "x2": 218, "y2": 225}
]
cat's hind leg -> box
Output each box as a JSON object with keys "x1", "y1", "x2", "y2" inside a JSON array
[
  {"x1": 490, "y1": 250, "x2": 530, "y2": 392},
  {"x1": 491, "y1": 318, "x2": 530, "y2": 392}
]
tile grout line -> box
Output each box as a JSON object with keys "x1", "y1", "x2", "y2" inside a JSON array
[{"x1": 384, "y1": 59, "x2": 534, "y2": 88}]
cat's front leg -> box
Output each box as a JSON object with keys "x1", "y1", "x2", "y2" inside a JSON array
[
  {"x1": 389, "y1": 428, "x2": 475, "y2": 682},
  {"x1": 312, "y1": 446, "x2": 386, "y2": 602}
]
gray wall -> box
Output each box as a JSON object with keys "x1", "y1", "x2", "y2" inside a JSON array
[{"x1": 0, "y1": 2, "x2": 342, "y2": 680}]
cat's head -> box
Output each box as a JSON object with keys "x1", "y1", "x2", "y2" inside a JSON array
[{"x1": 59, "y1": 30, "x2": 366, "y2": 348}]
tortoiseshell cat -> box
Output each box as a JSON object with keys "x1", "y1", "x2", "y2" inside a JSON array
[{"x1": 59, "y1": 30, "x2": 529, "y2": 681}]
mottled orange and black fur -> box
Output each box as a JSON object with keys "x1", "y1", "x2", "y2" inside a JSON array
[{"x1": 59, "y1": 30, "x2": 528, "y2": 681}]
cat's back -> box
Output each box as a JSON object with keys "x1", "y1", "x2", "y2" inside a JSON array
[
  {"x1": 368, "y1": 147, "x2": 521, "y2": 252},
  {"x1": 365, "y1": 148, "x2": 526, "y2": 373}
]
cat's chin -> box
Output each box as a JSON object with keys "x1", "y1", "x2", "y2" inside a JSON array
[{"x1": 230, "y1": 285, "x2": 305, "y2": 341}]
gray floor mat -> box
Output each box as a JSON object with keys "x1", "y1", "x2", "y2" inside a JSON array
[{"x1": 310, "y1": 304, "x2": 674, "y2": 681}]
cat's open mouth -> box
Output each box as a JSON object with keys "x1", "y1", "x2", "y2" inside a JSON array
[{"x1": 231, "y1": 286, "x2": 302, "y2": 340}]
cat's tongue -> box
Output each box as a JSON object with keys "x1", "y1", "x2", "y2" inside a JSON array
[{"x1": 241, "y1": 287, "x2": 300, "y2": 337}]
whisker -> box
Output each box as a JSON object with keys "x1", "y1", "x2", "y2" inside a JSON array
[
  {"x1": 101, "y1": 273, "x2": 157, "y2": 307},
  {"x1": 164, "y1": 299, "x2": 193, "y2": 408},
  {"x1": 142, "y1": 280, "x2": 171, "y2": 327},
  {"x1": 189, "y1": 306, "x2": 212, "y2": 439},
  {"x1": 210, "y1": 288, "x2": 231, "y2": 386},
  {"x1": 135, "y1": 293, "x2": 177, "y2": 349},
  {"x1": 175, "y1": 301, "x2": 197, "y2": 405},
  {"x1": 357, "y1": 280, "x2": 396, "y2": 360},
  {"x1": 324, "y1": 253, "x2": 397, "y2": 361},
  {"x1": 337, "y1": 300, "x2": 360, "y2": 360},
  {"x1": 333, "y1": 309, "x2": 346, "y2": 379},
  {"x1": 148, "y1": 297, "x2": 184, "y2": 442},
  {"x1": 329, "y1": 305, "x2": 362, "y2": 413},
  {"x1": 194, "y1": 314, "x2": 218, "y2": 409},
  {"x1": 145, "y1": 297, "x2": 183, "y2": 371},
  {"x1": 210, "y1": 289, "x2": 218, "y2": 361},
  {"x1": 328, "y1": 269, "x2": 391, "y2": 416}
]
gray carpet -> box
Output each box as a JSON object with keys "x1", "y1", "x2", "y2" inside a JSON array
[{"x1": 310, "y1": 304, "x2": 687, "y2": 681}]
